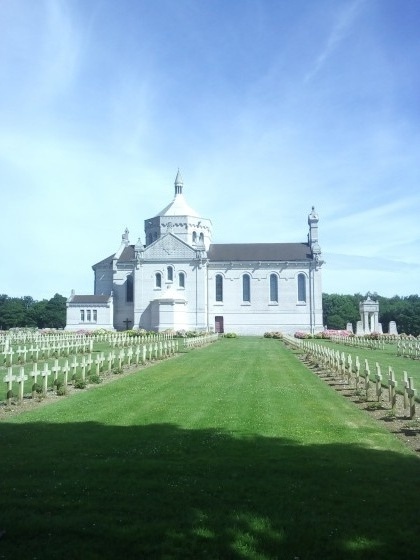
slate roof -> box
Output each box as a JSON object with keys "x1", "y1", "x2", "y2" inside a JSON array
[
  {"x1": 93, "y1": 242, "x2": 312, "y2": 268},
  {"x1": 70, "y1": 295, "x2": 110, "y2": 304},
  {"x1": 93, "y1": 246, "x2": 135, "y2": 268},
  {"x1": 207, "y1": 243, "x2": 312, "y2": 262}
]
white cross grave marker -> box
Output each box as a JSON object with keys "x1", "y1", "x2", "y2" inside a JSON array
[
  {"x1": 375, "y1": 362, "x2": 382, "y2": 402},
  {"x1": 407, "y1": 377, "x2": 417, "y2": 419},
  {"x1": 388, "y1": 367, "x2": 397, "y2": 412},
  {"x1": 16, "y1": 366, "x2": 28, "y2": 402},
  {"x1": 41, "y1": 363, "x2": 51, "y2": 396},
  {"x1": 4, "y1": 367, "x2": 16, "y2": 405}
]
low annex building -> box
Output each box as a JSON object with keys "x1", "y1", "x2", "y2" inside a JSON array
[{"x1": 66, "y1": 171, "x2": 324, "y2": 335}]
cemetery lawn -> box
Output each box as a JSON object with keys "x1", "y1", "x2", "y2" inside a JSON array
[{"x1": 1, "y1": 338, "x2": 419, "y2": 560}]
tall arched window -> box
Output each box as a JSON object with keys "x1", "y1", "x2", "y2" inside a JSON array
[
  {"x1": 243, "y1": 274, "x2": 251, "y2": 302},
  {"x1": 215, "y1": 274, "x2": 223, "y2": 302},
  {"x1": 155, "y1": 272, "x2": 162, "y2": 288},
  {"x1": 270, "y1": 274, "x2": 278, "y2": 303},
  {"x1": 192, "y1": 231, "x2": 197, "y2": 243},
  {"x1": 298, "y1": 273, "x2": 306, "y2": 303},
  {"x1": 126, "y1": 274, "x2": 133, "y2": 302},
  {"x1": 179, "y1": 272, "x2": 185, "y2": 288},
  {"x1": 167, "y1": 266, "x2": 173, "y2": 282},
  {"x1": 199, "y1": 232, "x2": 204, "y2": 244}
]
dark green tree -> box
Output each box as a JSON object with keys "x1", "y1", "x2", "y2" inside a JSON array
[{"x1": 0, "y1": 293, "x2": 67, "y2": 330}]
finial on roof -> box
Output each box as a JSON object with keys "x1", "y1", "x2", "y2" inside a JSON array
[
  {"x1": 174, "y1": 169, "x2": 183, "y2": 195},
  {"x1": 122, "y1": 227, "x2": 129, "y2": 246},
  {"x1": 308, "y1": 206, "x2": 319, "y2": 223}
]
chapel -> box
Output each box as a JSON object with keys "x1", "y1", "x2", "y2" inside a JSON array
[{"x1": 65, "y1": 171, "x2": 324, "y2": 335}]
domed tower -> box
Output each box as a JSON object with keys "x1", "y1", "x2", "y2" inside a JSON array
[{"x1": 144, "y1": 170, "x2": 213, "y2": 250}]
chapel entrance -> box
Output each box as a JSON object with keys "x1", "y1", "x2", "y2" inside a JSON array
[{"x1": 215, "y1": 316, "x2": 224, "y2": 333}]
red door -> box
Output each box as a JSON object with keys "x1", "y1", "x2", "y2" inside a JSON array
[{"x1": 215, "y1": 316, "x2": 224, "y2": 333}]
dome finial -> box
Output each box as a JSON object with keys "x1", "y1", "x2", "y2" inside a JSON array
[{"x1": 174, "y1": 169, "x2": 183, "y2": 195}]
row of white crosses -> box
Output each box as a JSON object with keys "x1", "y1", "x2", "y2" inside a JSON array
[
  {"x1": 397, "y1": 340, "x2": 420, "y2": 360},
  {"x1": 183, "y1": 333, "x2": 219, "y2": 349},
  {"x1": 2, "y1": 339, "x2": 181, "y2": 404},
  {"x1": 1, "y1": 339, "x2": 93, "y2": 366},
  {"x1": 104, "y1": 332, "x2": 174, "y2": 348},
  {"x1": 329, "y1": 335, "x2": 387, "y2": 350},
  {"x1": 1, "y1": 332, "x2": 178, "y2": 368},
  {"x1": 0, "y1": 332, "x2": 95, "y2": 349},
  {"x1": 302, "y1": 340, "x2": 417, "y2": 419}
]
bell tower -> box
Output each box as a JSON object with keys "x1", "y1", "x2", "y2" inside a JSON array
[{"x1": 144, "y1": 171, "x2": 212, "y2": 250}]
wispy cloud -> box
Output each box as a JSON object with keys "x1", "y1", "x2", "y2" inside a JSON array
[{"x1": 304, "y1": 0, "x2": 367, "y2": 82}]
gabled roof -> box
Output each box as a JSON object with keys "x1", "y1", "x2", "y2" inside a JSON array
[
  {"x1": 141, "y1": 232, "x2": 197, "y2": 260},
  {"x1": 207, "y1": 243, "x2": 312, "y2": 262}
]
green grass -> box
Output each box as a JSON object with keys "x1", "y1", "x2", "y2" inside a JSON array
[{"x1": 0, "y1": 337, "x2": 419, "y2": 560}]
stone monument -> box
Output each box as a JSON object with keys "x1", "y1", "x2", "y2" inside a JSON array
[{"x1": 356, "y1": 296, "x2": 382, "y2": 335}]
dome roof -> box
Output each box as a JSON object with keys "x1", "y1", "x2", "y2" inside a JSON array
[{"x1": 156, "y1": 193, "x2": 199, "y2": 217}]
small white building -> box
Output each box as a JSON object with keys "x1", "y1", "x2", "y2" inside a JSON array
[{"x1": 66, "y1": 171, "x2": 324, "y2": 335}]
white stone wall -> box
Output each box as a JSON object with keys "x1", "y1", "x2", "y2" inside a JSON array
[
  {"x1": 65, "y1": 303, "x2": 114, "y2": 331},
  {"x1": 207, "y1": 264, "x2": 323, "y2": 335},
  {"x1": 112, "y1": 267, "x2": 134, "y2": 330},
  {"x1": 133, "y1": 258, "x2": 208, "y2": 331}
]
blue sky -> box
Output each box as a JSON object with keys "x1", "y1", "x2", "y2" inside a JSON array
[{"x1": 1, "y1": 0, "x2": 419, "y2": 300}]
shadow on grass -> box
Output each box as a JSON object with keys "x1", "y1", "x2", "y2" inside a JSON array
[{"x1": 0, "y1": 422, "x2": 419, "y2": 559}]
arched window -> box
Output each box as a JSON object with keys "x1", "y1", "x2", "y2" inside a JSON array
[
  {"x1": 270, "y1": 274, "x2": 278, "y2": 303},
  {"x1": 179, "y1": 272, "x2": 185, "y2": 288},
  {"x1": 167, "y1": 266, "x2": 173, "y2": 282},
  {"x1": 192, "y1": 231, "x2": 197, "y2": 243},
  {"x1": 215, "y1": 274, "x2": 223, "y2": 302},
  {"x1": 298, "y1": 273, "x2": 306, "y2": 303},
  {"x1": 243, "y1": 274, "x2": 251, "y2": 302},
  {"x1": 155, "y1": 272, "x2": 162, "y2": 288},
  {"x1": 126, "y1": 274, "x2": 133, "y2": 302},
  {"x1": 199, "y1": 232, "x2": 204, "y2": 244}
]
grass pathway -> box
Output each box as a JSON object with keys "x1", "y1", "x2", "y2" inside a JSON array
[{"x1": 0, "y1": 337, "x2": 419, "y2": 559}]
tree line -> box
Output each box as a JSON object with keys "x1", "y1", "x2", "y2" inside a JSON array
[
  {"x1": 0, "y1": 294, "x2": 67, "y2": 330},
  {"x1": 0, "y1": 292, "x2": 419, "y2": 336}
]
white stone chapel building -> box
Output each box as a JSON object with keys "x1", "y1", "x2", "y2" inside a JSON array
[{"x1": 66, "y1": 172, "x2": 324, "y2": 335}]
